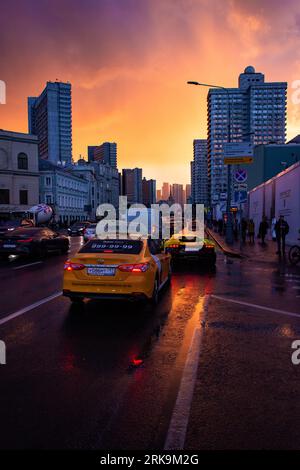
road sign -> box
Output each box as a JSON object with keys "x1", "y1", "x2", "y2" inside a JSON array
[
  {"x1": 234, "y1": 168, "x2": 247, "y2": 183},
  {"x1": 234, "y1": 190, "x2": 247, "y2": 204},
  {"x1": 224, "y1": 142, "x2": 253, "y2": 158},
  {"x1": 234, "y1": 183, "x2": 248, "y2": 191},
  {"x1": 224, "y1": 157, "x2": 253, "y2": 165}
]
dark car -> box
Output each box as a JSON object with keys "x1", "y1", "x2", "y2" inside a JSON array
[
  {"x1": 0, "y1": 227, "x2": 69, "y2": 259},
  {"x1": 0, "y1": 218, "x2": 34, "y2": 235},
  {"x1": 165, "y1": 232, "x2": 216, "y2": 267},
  {"x1": 67, "y1": 221, "x2": 91, "y2": 236}
]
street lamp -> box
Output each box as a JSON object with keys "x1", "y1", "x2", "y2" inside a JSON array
[{"x1": 187, "y1": 80, "x2": 233, "y2": 244}]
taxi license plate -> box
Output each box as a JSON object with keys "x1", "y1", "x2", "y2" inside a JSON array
[{"x1": 87, "y1": 267, "x2": 115, "y2": 276}]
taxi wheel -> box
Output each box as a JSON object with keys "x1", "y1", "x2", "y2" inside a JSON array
[
  {"x1": 70, "y1": 297, "x2": 83, "y2": 303},
  {"x1": 151, "y1": 278, "x2": 159, "y2": 305}
]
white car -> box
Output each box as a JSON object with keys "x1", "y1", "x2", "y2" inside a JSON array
[{"x1": 83, "y1": 223, "x2": 97, "y2": 242}]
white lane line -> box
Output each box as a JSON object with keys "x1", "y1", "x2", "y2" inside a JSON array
[
  {"x1": 13, "y1": 261, "x2": 42, "y2": 270},
  {"x1": 211, "y1": 294, "x2": 300, "y2": 319},
  {"x1": 164, "y1": 295, "x2": 210, "y2": 450},
  {"x1": 0, "y1": 291, "x2": 62, "y2": 326}
]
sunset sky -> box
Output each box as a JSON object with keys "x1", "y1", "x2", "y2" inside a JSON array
[{"x1": 1, "y1": 0, "x2": 300, "y2": 186}]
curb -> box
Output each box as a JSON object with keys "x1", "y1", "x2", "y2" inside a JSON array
[{"x1": 205, "y1": 228, "x2": 244, "y2": 259}]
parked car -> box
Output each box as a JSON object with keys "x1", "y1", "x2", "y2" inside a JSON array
[
  {"x1": 0, "y1": 218, "x2": 34, "y2": 236},
  {"x1": 83, "y1": 223, "x2": 98, "y2": 242},
  {"x1": 0, "y1": 227, "x2": 69, "y2": 259},
  {"x1": 67, "y1": 221, "x2": 91, "y2": 236}
]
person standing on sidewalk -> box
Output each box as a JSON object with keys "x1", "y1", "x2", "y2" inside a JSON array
[
  {"x1": 275, "y1": 215, "x2": 289, "y2": 256},
  {"x1": 248, "y1": 219, "x2": 255, "y2": 244},
  {"x1": 241, "y1": 218, "x2": 247, "y2": 243},
  {"x1": 258, "y1": 216, "x2": 269, "y2": 245}
]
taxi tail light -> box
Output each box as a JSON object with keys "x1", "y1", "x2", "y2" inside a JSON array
[
  {"x1": 64, "y1": 261, "x2": 85, "y2": 271},
  {"x1": 17, "y1": 237, "x2": 33, "y2": 243},
  {"x1": 118, "y1": 263, "x2": 150, "y2": 273},
  {"x1": 169, "y1": 244, "x2": 179, "y2": 249}
]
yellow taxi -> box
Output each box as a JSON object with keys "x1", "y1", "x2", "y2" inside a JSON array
[
  {"x1": 164, "y1": 231, "x2": 216, "y2": 267},
  {"x1": 63, "y1": 237, "x2": 171, "y2": 304}
]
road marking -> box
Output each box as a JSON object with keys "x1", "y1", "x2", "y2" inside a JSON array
[
  {"x1": 164, "y1": 295, "x2": 210, "y2": 450},
  {"x1": 13, "y1": 261, "x2": 42, "y2": 270},
  {"x1": 211, "y1": 294, "x2": 300, "y2": 319},
  {"x1": 0, "y1": 291, "x2": 62, "y2": 326}
]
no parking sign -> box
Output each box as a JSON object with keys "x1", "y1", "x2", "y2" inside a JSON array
[{"x1": 234, "y1": 168, "x2": 247, "y2": 183}]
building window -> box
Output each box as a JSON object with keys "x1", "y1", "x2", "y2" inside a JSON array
[
  {"x1": 46, "y1": 195, "x2": 52, "y2": 205},
  {"x1": 45, "y1": 176, "x2": 52, "y2": 186},
  {"x1": 18, "y1": 153, "x2": 28, "y2": 170},
  {"x1": 19, "y1": 190, "x2": 28, "y2": 205},
  {"x1": 0, "y1": 189, "x2": 9, "y2": 204}
]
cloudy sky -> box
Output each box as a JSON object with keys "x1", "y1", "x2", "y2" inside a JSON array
[{"x1": 1, "y1": 0, "x2": 300, "y2": 185}]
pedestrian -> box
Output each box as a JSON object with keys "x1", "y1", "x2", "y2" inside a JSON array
[
  {"x1": 233, "y1": 219, "x2": 238, "y2": 241},
  {"x1": 258, "y1": 216, "x2": 269, "y2": 245},
  {"x1": 275, "y1": 215, "x2": 289, "y2": 256},
  {"x1": 248, "y1": 219, "x2": 255, "y2": 244},
  {"x1": 241, "y1": 218, "x2": 247, "y2": 243}
]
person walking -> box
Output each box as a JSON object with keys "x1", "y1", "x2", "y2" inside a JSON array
[
  {"x1": 248, "y1": 219, "x2": 255, "y2": 244},
  {"x1": 275, "y1": 215, "x2": 289, "y2": 256},
  {"x1": 241, "y1": 218, "x2": 247, "y2": 243},
  {"x1": 258, "y1": 216, "x2": 269, "y2": 245}
]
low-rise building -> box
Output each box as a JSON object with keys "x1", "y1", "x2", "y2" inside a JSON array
[
  {"x1": 0, "y1": 130, "x2": 39, "y2": 214},
  {"x1": 247, "y1": 140, "x2": 300, "y2": 190},
  {"x1": 39, "y1": 160, "x2": 89, "y2": 225}
]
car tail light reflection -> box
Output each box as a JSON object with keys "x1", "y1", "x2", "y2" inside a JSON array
[
  {"x1": 118, "y1": 263, "x2": 149, "y2": 273},
  {"x1": 64, "y1": 261, "x2": 85, "y2": 271},
  {"x1": 204, "y1": 243, "x2": 215, "y2": 249},
  {"x1": 17, "y1": 238, "x2": 33, "y2": 243}
]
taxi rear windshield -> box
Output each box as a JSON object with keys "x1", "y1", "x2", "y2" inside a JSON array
[{"x1": 79, "y1": 239, "x2": 143, "y2": 254}]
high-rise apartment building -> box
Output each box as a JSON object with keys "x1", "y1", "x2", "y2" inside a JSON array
[
  {"x1": 88, "y1": 142, "x2": 117, "y2": 168},
  {"x1": 207, "y1": 66, "x2": 287, "y2": 209},
  {"x1": 161, "y1": 182, "x2": 170, "y2": 201},
  {"x1": 142, "y1": 177, "x2": 156, "y2": 206},
  {"x1": 28, "y1": 81, "x2": 72, "y2": 165},
  {"x1": 191, "y1": 139, "x2": 208, "y2": 206},
  {"x1": 172, "y1": 184, "x2": 184, "y2": 206},
  {"x1": 122, "y1": 168, "x2": 143, "y2": 204}
]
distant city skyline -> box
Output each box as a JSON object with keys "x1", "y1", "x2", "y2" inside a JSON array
[{"x1": 1, "y1": 0, "x2": 299, "y2": 186}]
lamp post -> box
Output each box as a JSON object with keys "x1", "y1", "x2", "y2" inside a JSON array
[{"x1": 187, "y1": 81, "x2": 233, "y2": 244}]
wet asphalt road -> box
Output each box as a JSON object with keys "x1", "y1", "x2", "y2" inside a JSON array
[{"x1": 0, "y1": 236, "x2": 300, "y2": 449}]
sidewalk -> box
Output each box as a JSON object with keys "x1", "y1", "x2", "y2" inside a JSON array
[{"x1": 206, "y1": 226, "x2": 282, "y2": 264}]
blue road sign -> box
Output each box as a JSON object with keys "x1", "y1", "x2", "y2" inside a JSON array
[
  {"x1": 234, "y1": 190, "x2": 247, "y2": 204},
  {"x1": 234, "y1": 168, "x2": 247, "y2": 183}
]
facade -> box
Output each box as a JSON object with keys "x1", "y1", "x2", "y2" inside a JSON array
[
  {"x1": 207, "y1": 66, "x2": 287, "y2": 213},
  {"x1": 247, "y1": 141, "x2": 300, "y2": 190},
  {"x1": 191, "y1": 139, "x2": 208, "y2": 206},
  {"x1": 156, "y1": 189, "x2": 162, "y2": 201},
  {"x1": 0, "y1": 130, "x2": 39, "y2": 213},
  {"x1": 88, "y1": 142, "x2": 117, "y2": 168},
  {"x1": 72, "y1": 159, "x2": 120, "y2": 215},
  {"x1": 39, "y1": 160, "x2": 89, "y2": 224},
  {"x1": 122, "y1": 168, "x2": 143, "y2": 204},
  {"x1": 248, "y1": 161, "x2": 300, "y2": 245},
  {"x1": 28, "y1": 81, "x2": 72, "y2": 165},
  {"x1": 142, "y1": 178, "x2": 156, "y2": 206}
]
